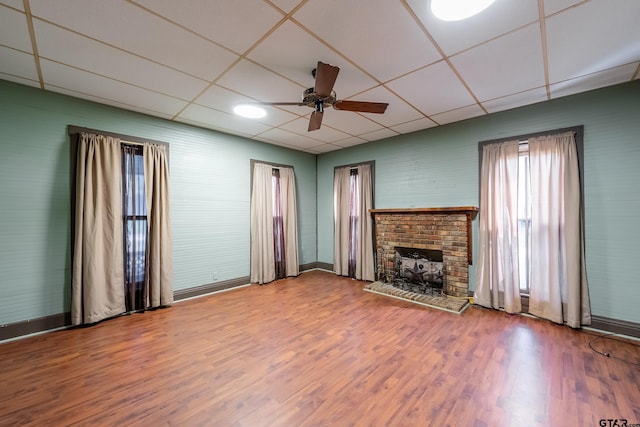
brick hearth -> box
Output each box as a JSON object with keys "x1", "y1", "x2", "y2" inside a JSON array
[{"x1": 370, "y1": 207, "x2": 478, "y2": 298}]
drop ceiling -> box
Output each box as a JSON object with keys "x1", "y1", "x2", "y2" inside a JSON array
[{"x1": 1, "y1": 0, "x2": 638, "y2": 153}]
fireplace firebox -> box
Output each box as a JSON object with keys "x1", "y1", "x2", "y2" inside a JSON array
[{"x1": 390, "y1": 247, "x2": 443, "y2": 295}]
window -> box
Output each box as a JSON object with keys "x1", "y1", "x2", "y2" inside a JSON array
[
  {"x1": 348, "y1": 168, "x2": 360, "y2": 277},
  {"x1": 517, "y1": 142, "x2": 531, "y2": 294},
  {"x1": 71, "y1": 128, "x2": 173, "y2": 326},
  {"x1": 250, "y1": 161, "x2": 299, "y2": 284},
  {"x1": 475, "y1": 126, "x2": 590, "y2": 327},
  {"x1": 272, "y1": 168, "x2": 285, "y2": 279},
  {"x1": 122, "y1": 144, "x2": 147, "y2": 311},
  {"x1": 334, "y1": 162, "x2": 375, "y2": 281}
]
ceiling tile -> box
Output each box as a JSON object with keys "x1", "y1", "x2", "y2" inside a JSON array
[
  {"x1": 430, "y1": 104, "x2": 485, "y2": 125},
  {"x1": 321, "y1": 110, "x2": 384, "y2": 136},
  {"x1": 178, "y1": 117, "x2": 255, "y2": 140},
  {"x1": 354, "y1": 86, "x2": 424, "y2": 127},
  {"x1": 29, "y1": 0, "x2": 239, "y2": 81},
  {"x1": 1, "y1": 0, "x2": 637, "y2": 153},
  {"x1": 33, "y1": 20, "x2": 208, "y2": 100},
  {"x1": 40, "y1": 59, "x2": 187, "y2": 117},
  {"x1": 217, "y1": 59, "x2": 306, "y2": 111},
  {"x1": 252, "y1": 133, "x2": 296, "y2": 149},
  {"x1": 390, "y1": 117, "x2": 438, "y2": 134},
  {"x1": 406, "y1": 0, "x2": 539, "y2": 56},
  {"x1": 451, "y1": 23, "x2": 545, "y2": 101},
  {"x1": 0, "y1": 6, "x2": 32, "y2": 52},
  {"x1": 0, "y1": 73, "x2": 39, "y2": 87},
  {"x1": 483, "y1": 87, "x2": 548, "y2": 113},
  {"x1": 307, "y1": 143, "x2": 341, "y2": 154},
  {"x1": 194, "y1": 84, "x2": 300, "y2": 126},
  {"x1": 131, "y1": 0, "x2": 284, "y2": 54},
  {"x1": 0, "y1": 1, "x2": 23, "y2": 11},
  {"x1": 279, "y1": 117, "x2": 350, "y2": 143},
  {"x1": 247, "y1": 21, "x2": 378, "y2": 98},
  {"x1": 177, "y1": 104, "x2": 271, "y2": 136},
  {"x1": 546, "y1": 0, "x2": 640, "y2": 83},
  {"x1": 259, "y1": 140, "x2": 302, "y2": 151},
  {"x1": 0, "y1": 46, "x2": 38, "y2": 81},
  {"x1": 332, "y1": 136, "x2": 369, "y2": 148},
  {"x1": 294, "y1": 0, "x2": 442, "y2": 82},
  {"x1": 386, "y1": 61, "x2": 476, "y2": 116},
  {"x1": 48, "y1": 86, "x2": 177, "y2": 120},
  {"x1": 194, "y1": 84, "x2": 256, "y2": 112},
  {"x1": 359, "y1": 128, "x2": 400, "y2": 141},
  {"x1": 550, "y1": 63, "x2": 639, "y2": 99},
  {"x1": 255, "y1": 108, "x2": 301, "y2": 127},
  {"x1": 257, "y1": 128, "x2": 327, "y2": 149},
  {"x1": 268, "y1": 0, "x2": 304, "y2": 14},
  {"x1": 543, "y1": 0, "x2": 585, "y2": 16},
  {"x1": 254, "y1": 104, "x2": 309, "y2": 124}
]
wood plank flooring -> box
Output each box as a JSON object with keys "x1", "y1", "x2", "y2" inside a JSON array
[{"x1": 1, "y1": 270, "x2": 638, "y2": 426}]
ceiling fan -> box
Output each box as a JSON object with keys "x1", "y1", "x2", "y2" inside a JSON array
[{"x1": 254, "y1": 61, "x2": 389, "y2": 131}]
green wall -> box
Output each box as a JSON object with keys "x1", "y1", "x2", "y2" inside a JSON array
[
  {"x1": 317, "y1": 80, "x2": 640, "y2": 324},
  {"x1": 1, "y1": 78, "x2": 639, "y2": 329},
  {"x1": 0, "y1": 80, "x2": 317, "y2": 326}
]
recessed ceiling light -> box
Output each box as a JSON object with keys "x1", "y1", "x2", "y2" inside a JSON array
[
  {"x1": 431, "y1": 0, "x2": 496, "y2": 21},
  {"x1": 233, "y1": 104, "x2": 266, "y2": 119}
]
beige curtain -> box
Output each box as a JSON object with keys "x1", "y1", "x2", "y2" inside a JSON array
[
  {"x1": 356, "y1": 164, "x2": 375, "y2": 281},
  {"x1": 71, "y1": 133, "x2": 125, "y2": 325},
  {"x1": 143, "y1": 143, "x2": 173, "y2": 308},
  {"x1": 279, "y1": 167, "x2": 299, "y2": 277},
  {"x1": 334, "y1": 164, "x2": 375, "y2": 281},
  {"x1": 474, "y1": 141, "x2": 521, "y2": 313},
  {"x1": 250, "y1": 163, "x2": 275, "y2": 283},
  {"x1": 251, "y1": 162, "x2": 305, "y2": 284},
  {"x1": 333, "y1": 166, "x2": 351, "y2": 276},
  {"x1": 528, "y1": 132, "x2": 590, "y2": 327}
]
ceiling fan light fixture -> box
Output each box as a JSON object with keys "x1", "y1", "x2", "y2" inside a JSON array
[
  {"x1": 430, "y1": 0, "x2": 496, "y2": 21},
  {"x1": 233, "y1": 104, "x2": 266, "y2": 119}
]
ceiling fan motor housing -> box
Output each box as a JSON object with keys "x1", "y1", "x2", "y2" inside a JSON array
[{"x1": 302, "y1": 87, "x2": 336, "y2": 108}]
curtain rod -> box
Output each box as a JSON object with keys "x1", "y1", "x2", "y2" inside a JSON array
[
  {"x1": 67, "y1": 125, "x2": 169, "y2": 147},
  {"x1": 250, "y1": 159, "x2": 294, "y2": 169},
  {"x1": 121, "y1": 140, "x2": 145, "y2": 147},
  {"x1": 334, "y1": 160, "x2": 374, "y2": 170},
  {"x1": 517, "y1": 130, "x2": 577, "y2": 144},
  {"x1": 479, "y1": 125, "x2": 582, "y2": 146}
]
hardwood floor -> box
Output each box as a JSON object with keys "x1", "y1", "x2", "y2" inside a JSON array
[{"x1": 1, "y1": 270, "x2": 638, "y2": 426}]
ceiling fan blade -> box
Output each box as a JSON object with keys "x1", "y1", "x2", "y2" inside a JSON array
[
  {"x1": 314, "y1": 62, "x2": 340, "y2": 98},
  {"x1": 308, "y1": 111, "x2": 324, "y2": 131},
  {"x1": 333, "y1": 100, "x2": 389, "y2": 114}
]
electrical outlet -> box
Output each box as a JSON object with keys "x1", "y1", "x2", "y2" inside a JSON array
[{"x1": 213, "y1": 272, "x2": 218, "y2": 281}]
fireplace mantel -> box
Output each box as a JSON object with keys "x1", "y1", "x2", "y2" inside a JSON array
[{"x1": 369, "y1": 206, "x2": 478, "y2": 215}]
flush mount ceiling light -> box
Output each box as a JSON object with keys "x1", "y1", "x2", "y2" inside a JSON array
[
  {"x1": 431, "y1": 0, "x2": 496, "y2": 21},
  {"x1": 233, "y1": 104, "x2": 266, "y2": 119}
]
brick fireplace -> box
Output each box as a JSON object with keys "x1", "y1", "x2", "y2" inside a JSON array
[{"x1": 370, "y1": 207, "x2": 478, "y2": 297}]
